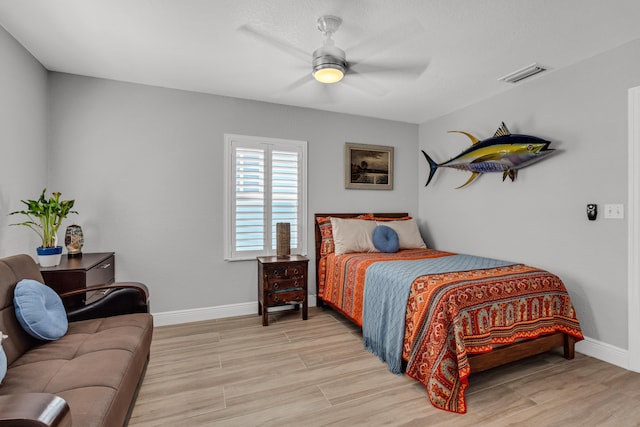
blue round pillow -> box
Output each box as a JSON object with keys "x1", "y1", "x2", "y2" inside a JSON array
[
  {"x1": 14, "y1": 279, "x2": 68, "y2": 341},
  {"x1": 372, "y1": 225, "x2": 400, "y2": 253}
]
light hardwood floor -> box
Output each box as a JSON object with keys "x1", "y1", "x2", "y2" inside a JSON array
[{"x1": 129, "y1": 307, "x2": 640, "y2": 427}]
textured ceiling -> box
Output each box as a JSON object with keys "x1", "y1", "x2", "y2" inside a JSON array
[{"x1": 1, "y1": 0, "x2": 640, "y2": 124}]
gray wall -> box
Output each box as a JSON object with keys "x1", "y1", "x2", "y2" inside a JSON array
[
  {"x1": 418, "y1": 39, "x2": 640, "y2": 350},
  {"x1": 47, "y1": 73, "x2": 419, "y2": 312},
  {"x1": 0, "y1": 26, "x2": 49, "y2": 256}
]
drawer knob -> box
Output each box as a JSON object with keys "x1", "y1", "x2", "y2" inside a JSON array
[
  {"x1": 274, "y1": 295, "x2": 279, "y2": 302},
  {"x1": 273, "y1": 283, "x2": 279, "y2": 289}
]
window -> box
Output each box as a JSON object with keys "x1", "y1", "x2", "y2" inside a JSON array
[{"x1": 224, "y1": 134, "x2": 307, "y2": 260}]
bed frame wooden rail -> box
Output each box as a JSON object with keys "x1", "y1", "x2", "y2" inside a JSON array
[{"x1": 313, "y1": 212, "x2": 575, "y2": 374}]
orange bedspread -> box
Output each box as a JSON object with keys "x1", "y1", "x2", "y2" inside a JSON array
[
  {"x1": 319, "y1": 248, "x2": 584, "y2": 413},
  {"x1": 319, "y1": 248, "x2": 452, "y2": 325}
]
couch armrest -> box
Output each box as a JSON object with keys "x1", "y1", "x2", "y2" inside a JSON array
[
  {"x1": 61, "y1": 282, "x2": 150, "y2": 322},
  {"x1": 0, "y1": 393, "x2": 71, "y2": 427}
]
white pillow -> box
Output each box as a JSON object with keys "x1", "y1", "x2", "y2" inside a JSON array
[
  {"x1": 377, "y1": 219, "x2": 426, "y2": 249},
  {"x1": 330, "y1": 217, "x2": 378, "y2": 255}
]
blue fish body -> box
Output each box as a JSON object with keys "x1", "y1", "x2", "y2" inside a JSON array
[{"x1": 422, "y1": 123, "x2": 555, "y2": 188}]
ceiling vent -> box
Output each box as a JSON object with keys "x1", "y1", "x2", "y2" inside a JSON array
[{"x1": 498, "y1": 63, "x2": 548, "y2": 84}]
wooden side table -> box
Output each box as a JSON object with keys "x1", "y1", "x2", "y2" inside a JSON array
[
  {"x1": 257, "y1": 255, "x2": 309, "y2": 326},
  {"x1": 40, "y1": 252, "x2": 115, "y2": 308}
]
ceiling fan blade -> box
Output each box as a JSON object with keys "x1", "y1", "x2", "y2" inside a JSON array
[
  {"x1": 272, "y1": 73, "x2": 314, "y2": 98},
  {"x1": 341, "y1": 71, "x2": 388, "y2": 97},
  {"x1": 288, "y1": 77, "x2": 337, "y2": 104},
  {"x1": 347, "y1": 19, "x2": 424, "y2": 62},
  {"x1": 349, "y1": 59, "x2": 429, "y2": 80},
  {"x1": 316, "y1": 83, "x2": 337, "y2": 104},
  {"x1": 238, "y1": 24, "x2": 310, "y2": 63}
]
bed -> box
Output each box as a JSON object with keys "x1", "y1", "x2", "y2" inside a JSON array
[{"x1": 314, "y1": 212, "x2": 583, "y2": 413}]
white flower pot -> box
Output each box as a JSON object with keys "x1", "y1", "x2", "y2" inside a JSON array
[{"x1": 37, "y1": 246, "x2": 63, "y2": 267}]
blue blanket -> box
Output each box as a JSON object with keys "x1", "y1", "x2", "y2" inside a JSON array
[{"x1": 362, "y1": 254, "x2": 515, "y2": 374}]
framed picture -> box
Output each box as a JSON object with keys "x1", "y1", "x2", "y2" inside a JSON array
[{"x1": 345, "y1": 143, "x2": 394, "y2": 190}]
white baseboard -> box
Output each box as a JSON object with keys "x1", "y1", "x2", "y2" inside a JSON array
[
  {"x1": 576, "y1": 336, "x2": 629, "y2": 370},
  {"x1": 152, "y1": 295, "x2": 318, "y2": 327},
  {"x1": 152, "y1": 301, "x2": 257, "y2": 326}
]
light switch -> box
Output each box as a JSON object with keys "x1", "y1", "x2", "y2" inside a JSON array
[{"x1": 604, "y1": 204, "x2": 624, "y2": 219}]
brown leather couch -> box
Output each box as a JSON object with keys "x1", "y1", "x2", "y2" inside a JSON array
[{"x1": 0, "y1": 254, "x2": 153, "y2": 426}]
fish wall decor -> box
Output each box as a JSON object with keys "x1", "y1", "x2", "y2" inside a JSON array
[{"x1": 422, "y1": 122, "x2": 555, "y2": 188}]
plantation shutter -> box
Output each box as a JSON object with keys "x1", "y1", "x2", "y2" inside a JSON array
[
  {"x1": 234, "y1": 147, "x2": 265, "y2": 252},
  {"x1": 224, "y1": 135, "x2": 307, "y2": 260},
  {"x1": 271, "y1": 150, "x2": 300, "y2": 251}
]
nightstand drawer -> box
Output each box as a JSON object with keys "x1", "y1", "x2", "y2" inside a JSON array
[
  {"x1": 266, "y1": 290, "x2": 305, "y2": 306},
  {"x1": 40, "y1": 252, "x2": 116, "y2": 309},
  {"x1": 264, "y1": 277, "x2": 304, "y2": 291},
  {"x1": 265, "y1": 264, "x2": 306, "y2": 279},
  {"x1": 86, "y1": 255, "x2": 115, "y2": 286}
]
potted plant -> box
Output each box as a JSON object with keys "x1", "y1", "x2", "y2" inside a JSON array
[{"x1": 9, "y1": 188, "x2": 78, "y2": 267}]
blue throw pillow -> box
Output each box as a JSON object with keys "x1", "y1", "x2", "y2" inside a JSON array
[
  {"x1": 0, "y1": 333, "x2": 7, "y2": 383},
  {"x1": 14, "y1": 279, "x2": 68, "y2": 341},
  {"x1": 372, "y1": 225, "x2": 400, "y2": 253}
]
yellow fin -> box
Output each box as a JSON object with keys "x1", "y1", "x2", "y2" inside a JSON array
[
  {"x1": 494, "y1": 122, "x2": 511, "y2": 137},
  {"x1": 448, "y1": 130, "x2": 480, "y2": 145},
  {"x1": 502, "y1": 169, "x2": 518, "y2": 181},
  {"x1": 456, "y1": 172, "x2": 480, "y2": 189}
]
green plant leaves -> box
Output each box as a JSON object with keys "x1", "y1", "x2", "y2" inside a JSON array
[{"x1": 9, "y1": 188, "x2": 78, "y2": 248}]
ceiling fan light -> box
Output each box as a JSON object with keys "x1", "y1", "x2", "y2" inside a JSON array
[{"x1": 313, "y1": 65, "x2": 344, "y2": 84}]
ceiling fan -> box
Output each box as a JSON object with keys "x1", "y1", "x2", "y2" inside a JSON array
[
  {"x1": 239, "y1": 15, "x2": 428, "y2": 95},
  {"x1": 311, "y1": 15, "x2": 348, "y2": 84}
]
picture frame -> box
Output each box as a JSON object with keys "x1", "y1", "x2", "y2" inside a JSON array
[{"x1": 344, "y1": 142, "x2": 394, "y2": 190}]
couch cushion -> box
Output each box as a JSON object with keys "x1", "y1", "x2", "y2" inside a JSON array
[
  {"x1": 2, "y1": 313, "x2": 153, "y2": 427},
  {"x1": 0, "y1": 333, "x2": 6, "y2": 383},
  {"x1": 0, "y1": 255, "x2": 44, "y2": 366},
  {"x1": 14, "y1": 279, "x2": 68, "y2": 341}
]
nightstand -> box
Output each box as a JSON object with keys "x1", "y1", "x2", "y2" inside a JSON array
[
  {"x1": 257, "y1": 255, "x2": 309, "y2": 326},
  {"x1": 39, "y1": 252, "x2": 115, "y2": 308}
]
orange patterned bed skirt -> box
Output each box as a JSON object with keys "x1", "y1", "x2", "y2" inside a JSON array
[{"x1": 319, "y1": 248, "x2": 583, "y2": 413}]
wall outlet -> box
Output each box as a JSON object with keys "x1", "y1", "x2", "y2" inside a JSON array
[{"x1": 604, "y1": 204, "x2": 624, "y2": 219}]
